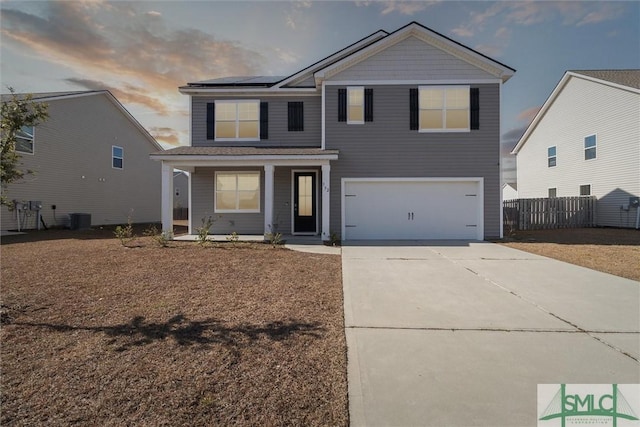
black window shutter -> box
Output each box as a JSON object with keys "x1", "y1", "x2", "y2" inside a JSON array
[
  {"x1": 364, "y1": 88, "x2": 373, "y2": 122},
  {"x1": 260, "y1": 102, "x2": 268, "y2": 139},
  {"x1": 470, "y1": 88, "x2": 480, "y2": 130},
  {"x1": 206, "y1": 102, "x2": 215, "y2": 139},
  {"x1": 288, "y1": 102, "x2": 304, "y2": 132},
  {"x1": 338, "y1": 88, "x2": 347, "y2": 122},
  {"x1": 409, "y1": 88, "x2": 418, "y2": 130}
]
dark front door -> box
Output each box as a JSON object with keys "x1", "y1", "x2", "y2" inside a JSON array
[{"x1": 293, "y1": 171, "x2": 317, "y2": 233}]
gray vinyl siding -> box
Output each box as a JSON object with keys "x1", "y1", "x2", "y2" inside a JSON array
[
  {"x1": 191, "y1": 96, "x2": 321, "y2": 148},
  {"x1": 325, "y1": 84, "x2": 502, "y2": 239},
  {"x1": 329, "y1": 36, "x2": 496, "y2": 82},
  {"x1": 1, "y1": 94, "x2": 161, "y2": 231}
]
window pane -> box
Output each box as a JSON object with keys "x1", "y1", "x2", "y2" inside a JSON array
[
  {"x1": 216, "y1": 174, "x2": 237, "y2": 191},
  {"x1": 548, "y1": 146, "x2": 556, "y2": 157},
  {"x1": 585, "y1": 147, "x2": 596, "y2": 160},
  {"x1": 580, "y1": 185, "x2": 591, "y2": 196},
  {"x1": 446, "y1": 88, "x2": 469, "y2": 109},
  {"x1": 216, "y1": 191, "x2": 237, "y2": 210},
  {"x1": 446, "y1": 110, "x2": 469, "y2": 129},
  {"x1": 348, "y1": 105, "x2": 363, "y2": 122},
  {"x1": 113, "y1": 146, "x2": 123, "y2": 157},
  {"x1": 238, "y1": 102, "x2": 258, "y2": 120},
  {"x1": 298, "y1": 176, "x2": 313, "y2": 217},
  {"x1": 238, "y1": 121, "x2": 258, "y2": 138},
  {"x1": 420, "y1": 89, "x2": 443, "y2": 109},
  {"x1": 348, "y1": 88, "x2": 363, "y2": 104},
  {"x1": 113, "y1": 157, "x2": 123, "y2": 169},
  {"x1": 216, "y1": 103, "x2": 236, "y2": 120},
  {"x1": 216, "y1": 121, "x2": 236, "y2": 138},
  {"x1": 237, "y1": 173, "x2": 259, "y2": 191},
  {"x1": 238, "y1": 191, "x2": 259, "y2": 210},
  {"x1": 548, "y1": 188, "x2": 557, "y2": 198},
  {"x1": 420, "y1": 110, "x2": 443, "y2": 129},
  {"x1": 548, "y1": 157, "x2": 556, "y2": 167},
  {"x1": 585, "y1": 135, "x2": 596, "y2": 148},
  {"x1": 17, "y1": 126, "x2": 34, "y2": 139},
  {"x1": 15, "y1": 137, "x2": 33, "y2": 154}
]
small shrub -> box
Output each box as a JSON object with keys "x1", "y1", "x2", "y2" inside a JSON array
[
  {"x1": 265, "y1": 231, "x2": 283, "y2": 248},
  {"x1": 195, "y1": 216, "x2": 216, "y2": 246},
  {"x1": 226, "y1": 231, "x2": 239, "y2": 246},
  {"x1": 328, "y1": 231, "x2": 341, "y2": 246},
  {"x1": 144, "y1": 224, "x2": 172, "y2": 247},
  {"x1": 114, "y1": 213, "x2": 135, "y2": 246}
]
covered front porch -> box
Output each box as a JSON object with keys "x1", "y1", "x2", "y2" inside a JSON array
[{"x1": 151, "y1": 147, "x2": 338, "y2": 241}]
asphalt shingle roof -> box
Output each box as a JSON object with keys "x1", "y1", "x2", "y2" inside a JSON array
[{"x1": 571, "y1": 69, "x2": 640, "y2": 89}]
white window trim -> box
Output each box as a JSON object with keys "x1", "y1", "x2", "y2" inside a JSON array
[
  {"x1": 584, "y1": 134, "x2": 597, "y2": 161},
  {"x1": 215, "y1": 99, "x2": 260, "y2": 142},
  {"x1": 579, "y1": 184, "x2": 592, "y2": 196},
  {"x1": 347, "y1": 86, "x2": 364, "y2": 125},
  {"x1": 214, "y1": 171, "x2": 261, "y2": 213},
  {"x1": 15, "y1": 125, "x2": 35, "y2": 155},
  {"x1": 418, "y1": 85, "x2": 470, "y2": 133},
  {"x1": 112, "y1": 145, "x2": 124, "y2": 170},
  {"x1": 547, "y1": 145, "x2": 557, "y2": 168}
]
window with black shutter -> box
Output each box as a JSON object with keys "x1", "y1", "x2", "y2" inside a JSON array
[
  {"x1": 364, "y1": 88, "x2": 373, "y2": 122},
  {"x1": 470, "y1": 87, "x2": 480, "y2": 130},
  {"x1": 260, "y1": 102, "x2": 268, "y2": 140},
  {"x1": 409, "y1": 88, "x2": 419, "y2": 130},
  {"x1": 206, "y1": 102, "x2": 215, "y2": 140},
  {"x1": 288, "y1": 102, "x2": 304, "y2": 131},
  {"x1": 338, "y1": 88, "x2": 347, "y2": 122}
]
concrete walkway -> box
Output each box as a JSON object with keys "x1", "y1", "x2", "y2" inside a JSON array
[{"x1": 342, "y1": 241, "x2": 640, "y2": 426}]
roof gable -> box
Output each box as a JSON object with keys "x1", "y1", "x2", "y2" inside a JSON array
[
  {"x1": 314, "y1": 22, "x2": 515, "y2": 84},
  {"x1": 512, "y1": 69, "x2": 640, "y2": 154}
]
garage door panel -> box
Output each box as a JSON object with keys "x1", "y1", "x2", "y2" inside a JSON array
[{"x1": 344, "y1": 180, "x2": 482, "y2": 240}]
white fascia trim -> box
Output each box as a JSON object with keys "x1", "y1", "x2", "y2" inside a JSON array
[
  {"x1": 179, "y1": 88, "x2": 319, "y2": 96},
  {"x1": 324, "y1": 79, "x2": 501, "y2": 86},
  {"x1": 156, "y1": 158, "x2": 334, "y2": 168},
  {"x1": 151, "y1": 154, "x2": 337, "y2": 162},
  {"x1": 274, "y1": 30, "x2": 388, "y2": 89},
  {"x1": 511, "y1": 73, "x2": 572, "y2": 155},
  {"x1": 499, "y1": 81, "x2": 504, "y2": 239},
  {"x1": 321, "y1": 83, "x2": 326, "y2": 149},
  {"x1": 188, "y1": 95, "x2": 193, "y2": 147}
]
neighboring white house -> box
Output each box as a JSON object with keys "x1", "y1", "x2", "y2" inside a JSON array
[
  {"x1": 502, "y1": 182, "x2": 518, "y2": 201},
  {"x1": 1, "y1": 91, "x2": 163, "y2": 231},
  {"x1": 512, "y1": 70, "x2": 640, "y2": 228}
]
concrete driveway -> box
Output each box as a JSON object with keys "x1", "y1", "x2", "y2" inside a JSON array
[{"x1": 342, "y1": 241, "x2": 640, "y2": 426}]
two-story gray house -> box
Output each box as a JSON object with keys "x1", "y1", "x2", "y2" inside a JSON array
[{"x1": 151, "y1": 22, "x2": 515, "y2": 241}]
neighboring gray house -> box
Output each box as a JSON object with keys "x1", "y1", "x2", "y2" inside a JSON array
[
  {"x1": 151, "y1": 22, "x2": 515, "y2": 240},
  {"x1": 512, "y1": 70, "x2": 640, "y2": 228},
  {"x1": 1, "y1": 91, "x2": 163, "y2": 231}
]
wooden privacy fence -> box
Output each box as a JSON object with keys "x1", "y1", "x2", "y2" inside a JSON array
[{"x1": 503, "y1": 196, "x2": 596, "y2": 231}]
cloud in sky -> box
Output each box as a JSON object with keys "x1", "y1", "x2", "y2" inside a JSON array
[
  {"x1": 517, "y1": 105, "x2": 542, "y2": 124},
  {"x1": 1, "y1": 1, "x2": 264, "y2": 115},
  {"x1": 149, "y1": 126, "x2": 184, "y2": 147}
]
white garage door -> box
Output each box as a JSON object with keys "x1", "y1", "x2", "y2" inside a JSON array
[{"x1": 343, "y1": 179, "x2": 483, "y2": 240}]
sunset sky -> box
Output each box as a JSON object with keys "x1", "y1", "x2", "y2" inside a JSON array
[{"x1": 1, "y1": 1, "x2": 639, "y2": 181}]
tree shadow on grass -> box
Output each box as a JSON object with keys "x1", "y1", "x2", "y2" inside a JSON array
[{"x1": 12, "y1": 315, "x2": 324, "y2": 358}]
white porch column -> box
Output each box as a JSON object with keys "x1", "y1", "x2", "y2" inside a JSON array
[
  {"x1": 161, "y1": 162, "x2": 173, "y2": 236},
  {"x1": 264, "y1": 164, "x2": 275, "y2": 235},
  {"x1": 321, "y1": 164, "x2": 331, "y2": 241}
]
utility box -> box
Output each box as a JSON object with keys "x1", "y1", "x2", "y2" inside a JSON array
[
  {"x1": 29, "y1": 200, "x2": 42, "y2": 210},
  {"x1": 69, "y1": 213, "x2": 91, "y2": 230},
  {"x1": 630, "y1": 197, "x2": 640, "y2": 208}
]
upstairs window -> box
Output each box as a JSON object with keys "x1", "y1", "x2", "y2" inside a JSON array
[
  {"x1": 580, "y1": 184, "x2": 591, "y2": 196},
  {"x1": 584, "y1": 135, "x2": 596, "y2": 160},
  {"x1": 112, "y1": 146, "x2": 123, "y2": 169},
  {"x1": 16, "y1": 125, "x2": 34, "y2": 154},
  {"x1": 548, "y1": 146, "x2": 557, "y2": 167},
  {"x1": 419, "y1": 86, "x2": 470, "y2": 132},
  {"x1": 548, "y1": 188, "x2": 557, "y2": 198},
  {"x1": 338, "y1": 88, "x2": 373, "y2": 123},
  {"x1": 347, "y1": 87, "x2": 364, "y2": 124},
  {"x1": 215, "y1": 100, "x2": 259, "y2": 140}
]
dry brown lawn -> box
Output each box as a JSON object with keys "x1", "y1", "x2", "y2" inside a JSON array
[
  {"x1": 0, "y1": 228, "x2": 347, "y2": 426},
  {"x1": 498, "y1": 228, "x2": 640, "y2": 281}
]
